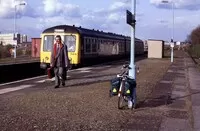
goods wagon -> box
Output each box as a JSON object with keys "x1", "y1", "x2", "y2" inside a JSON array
[{"x1": 31, "y1": 38, "x2": 41, "y2": 57}]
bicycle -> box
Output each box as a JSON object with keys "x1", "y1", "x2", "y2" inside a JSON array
[{"x1": 110, "y1": 64, "x2": 138, "y2": 109}]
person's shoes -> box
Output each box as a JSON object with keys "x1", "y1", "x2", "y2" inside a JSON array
[
  {"x1": 54, "y1": 85, "x2": 59, "y2": 88},
  {"x1": 62, "y1": 82, "x2": 65, "y2": 87},
  {"x1": 128, "y1": 99, "x2": 133, "y2": 109}
]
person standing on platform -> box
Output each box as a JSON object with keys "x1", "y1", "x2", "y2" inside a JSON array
[{"x1": 50, "y1": 35, "x2": 70, "y2": 88}]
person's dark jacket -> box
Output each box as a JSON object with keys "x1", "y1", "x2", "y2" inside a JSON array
[{"x1": 50, "y1": 43, "x2": 70, "y2": 68}]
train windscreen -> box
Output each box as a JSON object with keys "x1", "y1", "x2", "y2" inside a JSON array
[
  {"x1": 43, "y1": 35, "x2": 54, "y2": 52},
  {"x1": 64, "y1": 35, "x2": 76, "y2": 52},
  {"x1": 43, "y1": 35, "x2": 76, "y2": 52}
]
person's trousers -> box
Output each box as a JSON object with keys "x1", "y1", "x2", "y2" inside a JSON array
[{"x1": 54, "y1": 67, "x2": 67, "y2": 86}]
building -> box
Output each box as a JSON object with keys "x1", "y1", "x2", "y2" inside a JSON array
[
  {"x1": 147, "y1": 39, "x2": 164, "y2": 58},
  {"x1": 20, "y1": 34, "x2": 28, "y2": 43},
  {"x1": 0, "y1": 33, "x2": 21, "y2": 46}
]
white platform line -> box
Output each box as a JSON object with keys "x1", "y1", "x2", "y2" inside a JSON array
[
  {"x1": 35, "y1": 80, "x2": 46, "y2": 83},
  {"x1": 80, "y1": 70, "x2": 91, "y2": 73},
  {"x1": 0, "y1": 75, "x2": 46, "y2": 87},
  {"x1": 0, "y1": 85, "x2": 33, "y2": 95},
  {"x1": 0, "y1": 70, "x2": 74, "y2": 87},
  {"x1": 35, "y1": 76, "x2": 71, "y2": 83},
  {"x1": 76, "y1": 67, "x2": 92, "y2": 71}
]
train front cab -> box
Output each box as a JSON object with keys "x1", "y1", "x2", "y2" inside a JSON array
[{"x1": 40, "y1": 33, "x2": 81, "y2": 69}]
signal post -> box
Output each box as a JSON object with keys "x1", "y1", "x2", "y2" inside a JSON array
[
  {"x1": 126, "y1": 0, "x2": 137, "y2": 108},
  {"x1": 126, "y1": 0, "x2": 136, "y2": 80}
]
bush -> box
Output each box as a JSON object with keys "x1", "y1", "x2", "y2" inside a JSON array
[
  {"x1": 0, "y1": 45, "x2": 12, "y2": 58},
  {"x1": 187, "y1": 25, "x2": 200, "y2": 58},
  {"x1": 26, "y1": 48, "x2": 32, "y2": 55},
  {"x1": 16, "y1": 48, "x2": 23, "y2": 56},
  {"x1": 188, "y1": 44, "x2": 200, "y2": 58}
]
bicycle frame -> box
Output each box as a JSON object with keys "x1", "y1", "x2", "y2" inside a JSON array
[
  {"x1": 118, "y1": 77, "x2": 125, "y2": 97},
  {"x1": 116, "y1": 64, "x2": 138, "y2": 109}
]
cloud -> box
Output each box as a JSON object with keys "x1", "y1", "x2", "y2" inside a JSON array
[
  {"x1": 0, "y1": 0, "x2": 38, "y2": 18},
  {"x1": 150, "y1": 0, "x2": 200, "y2": 10},
  {"x1": 42, "y1": 0, "x2": 81, "y2": 17},
  {"x1": 110, "y1": 1, "x2": 131, "y2": 12},
  {"x1": 0, "y1": 0, "x2": 81, "y2": 19}
]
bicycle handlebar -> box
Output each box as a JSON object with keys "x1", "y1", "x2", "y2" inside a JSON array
[
  {"x1": 117, "y1": 63, "x2": 140, "y2": 77},
  {"x1": 117, "y1": 74, "x2": 129, "y2": 78}
]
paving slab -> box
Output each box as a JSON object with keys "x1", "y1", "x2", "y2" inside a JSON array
[
  {"x1": 192, "y1": 106, "x2": 200, "y2": 130},
  {"x1": 159, "y1": 118, "x2": 191, "y2": 131}
]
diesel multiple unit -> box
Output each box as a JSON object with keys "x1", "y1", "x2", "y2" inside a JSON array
[{"x1": 40, "y1": 25, "x2": 144, "y2": 68}]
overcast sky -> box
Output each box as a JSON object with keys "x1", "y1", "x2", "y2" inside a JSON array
[{"x1": 0, "y1": 0, "x2": 199, "y2": 41}]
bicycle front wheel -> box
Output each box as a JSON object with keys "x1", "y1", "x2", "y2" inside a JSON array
[
  {"x1": 132, "y1": 88, "x2": 137, "y2": 109},
  {"x1": 118, "y1": 82, "x2": 125, "y2": 109},
  {"x1": 118, "y1": 95, "x2": 127, "y2": 109}
]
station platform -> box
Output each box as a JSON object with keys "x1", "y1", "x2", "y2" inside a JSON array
[
  {"x1": 0, "y1": 50, "x2": 199, "y2": 130},
  {"x1": 157, "y1": 51, "x2": 200, "y2": 131}
]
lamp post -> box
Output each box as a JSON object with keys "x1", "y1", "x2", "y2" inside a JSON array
[
  {"x1": 13, "y1": 1, "x2": 26, "y2": 58},
  {"x1": 162, "y1": 0, "x2": 174, "y2": 62}
]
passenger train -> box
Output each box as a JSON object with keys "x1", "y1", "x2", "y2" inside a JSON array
[{"x1": 40, "y1": 25, "x2": 144, "y2": 68}]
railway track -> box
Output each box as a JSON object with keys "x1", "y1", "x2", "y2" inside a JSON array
[{"x1": 0, "y1": 56, "x2": 39, "y2": 66}]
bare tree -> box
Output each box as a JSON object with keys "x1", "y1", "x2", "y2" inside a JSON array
[{"x1": 190, "y1": 25, "x2": 200, "y2": 45}]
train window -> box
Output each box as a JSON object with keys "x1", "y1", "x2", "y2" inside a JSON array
[
  {"x1": 65, "y1": 35, "x2": 76, "y2": 52},
  {"x1": 86, "y1": 43, "x2": 91, "y2": 52},
  {"x1": 92, "y1": 43, "x2": 97, "y2": 52},
  {"x1": 97, "y1": 39, "x2": 100, "y2": 50},
  {"x1": 43, "y1": 35, "x2": 54, "y2": 52}
]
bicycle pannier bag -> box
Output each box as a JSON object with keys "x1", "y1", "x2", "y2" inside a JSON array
[
  {"x1": 124, "y1": 78, "x2": 136, "y2": 96},
  {"x1": 110, "y1": 77, "x2": 121, "y2": 96}
]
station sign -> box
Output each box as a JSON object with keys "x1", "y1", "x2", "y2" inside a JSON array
[
  {"x1": 170, "y1": 42, "x2": 174, "y2": 48},
  {"x1": 176, "y1": 41, "x2": 180, "y2": 45},
  {"x1": 126, "y1": 10, "x2": 136, "y2": 26}
]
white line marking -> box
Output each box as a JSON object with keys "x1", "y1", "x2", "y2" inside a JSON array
[
  {"x1": 45, "y1": 78, "x2": 55, "y2": 82},
  {"x1": 0, "y1": 84, "x2": 33, "y2": 95},
  {"x1": 0, "y1": 70, "x2": 74, "y2": 86},
  {"x1": 0, "y1": 75, "x2": 46, "y2": 87},
  {"x1": 95, "y1": 65, "x2": 111, "y2": 69},
  {"x1": 44, "y1": 76, "x2": 70, "y2": 82},
  {"x1": 80, "y1": 70, "x2": 91, "y2": 73},
  {"x1": 35, "y1": 80, "x2": 46, "y2": 83},
  {"x1": 76, "y1": 67, "x2": 92, "y2": 71}
]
